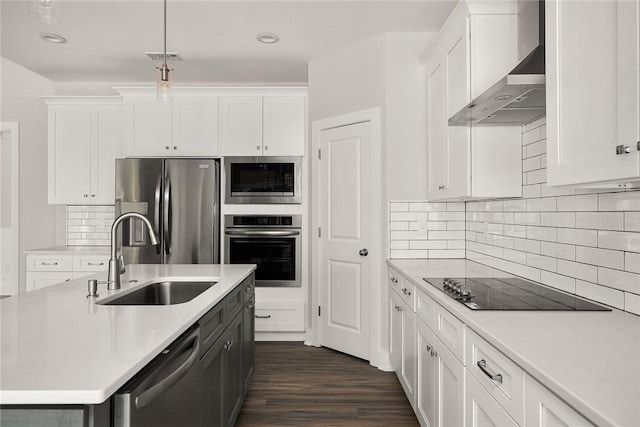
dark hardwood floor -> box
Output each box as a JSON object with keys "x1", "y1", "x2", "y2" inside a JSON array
[{"x1": 235, "y1": 342, "x2": 419, "y2": 427}]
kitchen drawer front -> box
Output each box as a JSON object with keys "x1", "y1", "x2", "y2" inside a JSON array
[
  {"x1": 415, "y1": 287, "x2": 437, "y2": 330},
  {"x1": 466, "y1": 372, "x2": 518, "y2": 427},
  {"x1": 433, "y1": 302, "x2": 465, "y2": 364},
  {"x1": 466, "y1": 328, "x2": 525, "y2": 425},
  {"x1": 255, "y1": 301, "x2": 305, "y2": 332},
  {"x1": 242, "y1": 273, "x2": 256, "y2": 305},
  {"x1": 27, "y1": 255, "x2": 73, "y2": 272},
  {"x1": 25, "y1": 272, "x2": 73, "y2": 292},
  {"x1": 225, "y1": 285, "x2": 244, "y2": 321},
  {"x1": 524, "y1": 374, "x2": 593, "y2": 427},
  {"x1": 199, "y1": 299, "x2": 225, "y2": 355},
  {"x1": 388, "y1": 267, "x2": 403, "y2": 294},
  {"x1": 73, "y1": 255, "x2": 110, "y2": 272}
]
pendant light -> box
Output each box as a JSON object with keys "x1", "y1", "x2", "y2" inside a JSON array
[{"x1": 156, "y1": 0, "x2": 173, "y2": 102}]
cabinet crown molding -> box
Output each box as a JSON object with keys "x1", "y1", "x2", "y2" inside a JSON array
[
  {"x1": 42, "y1": 96, "x2": 122, "y2": 105},
  {"x1": 114, "y1": 86, "x2": 308, "y2": 97}
]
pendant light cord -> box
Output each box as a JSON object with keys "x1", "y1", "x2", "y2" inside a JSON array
[{"x1": 163, "y1": 0, "x2": 167, "y2": 66}]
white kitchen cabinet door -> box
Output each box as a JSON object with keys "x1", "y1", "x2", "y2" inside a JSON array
[
  {"x1": 91, "y1": 105, "x2": 122, "y2": 204},
  {"x1": 390, "y1": 289, "x2": 416, "y2": 408},
  {"x1": 390, "y1": 289, "x2": 403, "y2": 372},
  {"x1": 437, "y1": 334, "x2": 465, "y2": 427},
  {"x1": 546, "y1": 0, "x2": 640, "y2": 186},
  {"x1": 25, "y1": 272, "x2": 73, "y2": 292},
  {"x1": 416, "y1": 319, "x2": 438, "y2": 427},
  {"x1": 524, "y1": 375, "x2": 592, "y2": 427},
  {"x1": 219, "y1": 96, "x2": 263, "y2": 156},
  {"x1": 172, "y1": 97, "x2": 218, "y2": 156},
  {"x1": 48, "y1": 105, "x2": 92, "y2": 204},
  {"x1": 425, "y1": 57, "x2": 450, "y2": 197},
  {"x1": 262, "y1": 96, "x2": 305, "y2": 156},
  {"x1": 466, "y1": 373, "x2": 518, "y2": 427},
  {"x1": 123, "y1": 97, "x2": 172, "y2": 157}
]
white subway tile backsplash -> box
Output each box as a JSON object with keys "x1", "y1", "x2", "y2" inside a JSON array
[
  {"x1": 446, "y1": 203, "x2": 465, "y2": 212},
  {"x1": 598, "y1": 192, "x2": 640, "y2": 211},
  {"x1": 598, "y1": 230, "x2": 640, "y2": 253},
  {"x1": 66, "y1": 206, "x2": 115, "y2": 246},
  {"x1": 575, "y1": 212, "x2": 624, "y2": 231},
  {"x1": 526, "y1": 197, "x2": 556, "y2": 212},
  {"x1": 576, "y1": 247, "x2": 624, "y2": 270},
  {"x1": 390, "y1": 241, "x2": 410, "y2": 250},
  {"x1": 540, "y1": 241, "x2": 575, "y2": 261},
  {"x1": 556, "y1": 194, "x2": 598, "y2": 212},
  {"x1": 625, "y1": 292, "x2": 640, "y2": 316},
  {"x1": 526, "y1": 169, "x2": 547, "y2": 185},
  {"x1": 514, "y1": 212, "x2": 541, "y2": 225},
  {"x1": 408, "y1": 202, "x2": 428, "y2": 212},
  {"x1": 390, "y1": 212, "x2": 428, "y2": 221},
  {"x1": 540, "y1": 212, "x2": 576, "y2": 228},
  {"x1": 523, "y1": 156, "x2": 541, "y2": 172},
  {"x1": 522, "y1": 184, "x2": 541, "y2": 199},
  {"x1": 390, "y1": 249, "x2": 428, "y2": 259},
  {"x1": 556, "y1": 228, "x2": 597, "y2": 247},
  {"x1": 575, "y1": 280, "x2": 624, "y2": 310},
  {"x1": 625, "y1": 212, "x2": 640, "y2": 232},
  {"x1": 526, "y1": 226, "x2": 557, "y2": 242},
  {"x1": 541, "y1": 271, "x2": 576, "y2": 294},
  {"x1": 428, "y1": 211, "x2": 465, "y2": 221},
  {"x1": 389, "y1": 222, "x2": 409, "y2": 231},
  {"x1": 527, "y1": 253, "x2": 557, "y2": 272},
  {"x1": 540, "y1": 184, "x2": 576, "y2": 198},
  {"x1": 410, "y1": 240, "x2": 447, "y2": 250},
  {"x1": 522, "y1": 126, "x2": 543, "y2": 145},
  {"x1": 429, "y1": 250, "x2": 465, "y2": 258},
  {"x1": 598, "y1": 267, "x2": 640, "y2": 294},
  {"x1": 525, "y1": 140, "x2": 546, "y2": 158},
  {"x1": 557, "y1": 260, "x2": 598, "y2": 283},
  {"x1": 389, "y1": 202, "x2": 409, "y2": 212},
  {"x1": 625, "y1": 252, "x2": 640, "y2": 274},
  {"x1": 428, "y1": 230, "x2": 466, "y2": 240}
]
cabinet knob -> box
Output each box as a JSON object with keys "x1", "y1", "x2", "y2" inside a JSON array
[
  {"x1": 165, "y1": 146, "x2": 170, "y2": 150},
  {"x1": 264, "y1": 145, "x2": 269, "y2": 151},
  {"x1": 91, "y1": 194, "x2": 95, "y2": 198},
  {"x1": 616, "y1": 145, "x2": 631, "y2": 155},
  {"x1": 83, "y1": 194, "x2": 88, "y2": 198},
  {"x1": 256, "y1": 145, "x2": 261, "y2": 151},
  {"x1": 637, "y1": 141, "x2": 640, "y2": 151},
  {"x1": 173, "y1": 146, "x2": 177, "y2": 150}
]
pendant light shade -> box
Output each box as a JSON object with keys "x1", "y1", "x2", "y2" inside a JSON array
[{"x1": 156, "y1": 0, "x2": 173, "y2": 102}]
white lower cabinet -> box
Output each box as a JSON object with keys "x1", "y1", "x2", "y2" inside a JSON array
[
  {"x1": 25, "y1": 252, "x2": 109, "y2": 292},
  {"x1": 524, "y1": 375, "x2": 593, "y2": 427},
  {"x1": 390, "y1": 289, "x2": 416, "y2": 407},
  {"x1": 416, "y1": 317, "x2": 464, "y2": 427},
  {"x1": 466, "y1": 373, "x2": 518, "y2": 427},
  {"x1": 254, "y1": 301, "x2": 305, "y2": 332},
  {"x1": 388, "y1": 264, "x2": 594, "y2": 427}
]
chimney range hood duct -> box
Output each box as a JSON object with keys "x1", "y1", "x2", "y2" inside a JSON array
[{"x1": 449, "y1": 0, "x2": 545, "y2": 126}]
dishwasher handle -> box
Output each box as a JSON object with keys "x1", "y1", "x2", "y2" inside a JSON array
[{"x1": 135, "y1": 328, "x2": 200, "y2": 410}]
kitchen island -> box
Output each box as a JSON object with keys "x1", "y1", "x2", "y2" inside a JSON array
[{"x1": 0, "y1": 263, "x2": 256, "y2": 425}]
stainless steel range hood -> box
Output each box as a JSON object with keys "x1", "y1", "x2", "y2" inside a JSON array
[{"x1": 449, "y1": 0, "x2": 545, "y2": 126}]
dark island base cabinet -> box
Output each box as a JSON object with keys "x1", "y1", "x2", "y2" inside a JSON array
[
  {"x1": 0, "y1": 273, "x2": 256, "y2": 427},
  {"x1": 200, "y1": 273, "x2": 255, "y2": 427}
]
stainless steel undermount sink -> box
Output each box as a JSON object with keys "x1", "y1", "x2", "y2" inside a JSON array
[{"x1": 97, "y1": 281, "x2": 216, "y2": 306}]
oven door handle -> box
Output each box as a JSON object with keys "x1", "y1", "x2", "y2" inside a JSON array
[{"x1": 224, "y1": 230, "x2": 300, "y2": 237}]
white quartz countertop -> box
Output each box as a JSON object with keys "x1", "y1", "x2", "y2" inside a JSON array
[
  {"x1": 0, "y1": 264, "x2": 255, "y2": 405},
  {"x1": 387, "y1": 259, "x2": 640, "y2": 427},
  {"x1": 24, "y1": 246, "x2": 110, "y2": 254}
]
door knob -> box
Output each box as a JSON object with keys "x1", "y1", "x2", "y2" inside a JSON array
[{"x1": 359, "y1": 249, "x2": 368, "y2": 257}]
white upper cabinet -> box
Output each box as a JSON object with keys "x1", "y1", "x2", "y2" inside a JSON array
[
  {"x1": 546, "y1": 0, "x2": 640, "y2": 187},
  {"x1": 122, "y1": 95, "x2": 218, "y2": 157},
  {"x1": 424, "y1": 3, "x2": 522, "y2": 201},
  {"x1": 46, "y1": 98, "x2": 122, "y2": 205},
  {"x1": 219, "y1": 95, "x2": 306, "y2": 157}
]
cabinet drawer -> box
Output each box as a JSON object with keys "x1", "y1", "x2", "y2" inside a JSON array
[
  {"x1": 242, "y1": 274, "x2": 256, "y2": 305},
  {"x1": 255, "y1": 301, "x2": 305, "y2": 332},
  {"x1": 389, "y1": 268, "x2": 415, "y2": 311},
  {"x1": 466, "y1": 328, "x2": 525, "y2": 425},
  {"x1": 199, "y1": 301, "x2": 225, "y2": 356},
  {"x1": 225, "y1": 285, "x2": 244, "y2": 321},
  {"x1": 524, "y1": 374, "x2": 593, "y2": 427},
  {"x1": 433, "y1": 303, "x2": 465, "y2": 364},
  {"x1": 466, "y1": 372, "x2": 518, "y2": 427},
  {"x1": 388, "y1": 267, "x2": 403, "y2": 293},
  {"x1": 416, "y1": 287, "x2": 437, "y2": 330},
  {"x1": 27, "y1": 255, "x2": 73, "y2": 272},
  {"x1": 25, "y1": 272, "x2": 73, "y2": 292},
  {"x1": 73, "y1": 255, "x2": 109, "y2": 272}
]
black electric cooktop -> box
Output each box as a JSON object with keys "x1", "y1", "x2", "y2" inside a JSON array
[{"x1": 422, "y1": 277, "x2": 611, "y2": 311}]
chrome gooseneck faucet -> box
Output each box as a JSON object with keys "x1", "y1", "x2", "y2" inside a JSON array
[{"x1": 107, "y1": 212, "x2": 159, "y2": 290}]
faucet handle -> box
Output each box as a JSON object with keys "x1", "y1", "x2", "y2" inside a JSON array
[{"x1": 118, "y1": 254, "x2": 126, "y2": 274}]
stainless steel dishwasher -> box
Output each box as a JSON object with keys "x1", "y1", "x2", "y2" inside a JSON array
[{"x1": 113, "y1": 325, "x2": 201, "y2": 427}]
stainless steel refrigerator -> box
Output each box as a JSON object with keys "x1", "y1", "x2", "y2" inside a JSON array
[{"x1": 115, "y1": 158, "x2": 220, "y2": 265}]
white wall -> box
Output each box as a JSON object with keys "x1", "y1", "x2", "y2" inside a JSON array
[{"x1": 1, "y1": 57, "x2": 64, "y2": 293}]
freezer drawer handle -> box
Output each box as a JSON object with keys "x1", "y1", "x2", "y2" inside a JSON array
[
  {"x1": 135, "y1": 328, "x2": 200, "y2": 410},
  {"x1": 477, "y1": 359, "x2": 503, "y2": 384}
]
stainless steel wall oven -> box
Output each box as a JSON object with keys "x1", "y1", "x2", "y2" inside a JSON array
[
  {"x1": 224, "y1": 157, "x2": 301, "y2": 204},
  {"x1": 224, "y1": 215, "x2": 301, "y2": 287}
]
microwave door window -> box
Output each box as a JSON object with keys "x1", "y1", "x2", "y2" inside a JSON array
[
  {"x1": 228, "y1": 238, "x2": 295, "y2": 281},
  {"x1": 231, "y1": 163, "x2": 294, "y2": 194}
]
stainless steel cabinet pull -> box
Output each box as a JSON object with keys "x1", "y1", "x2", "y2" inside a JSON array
[
  {"x1": 426, "y1": 345, "x2": 432, "y2": 352},
  {"x1": 637, "y1": 141, "x2": 640, "y2": 151},
  {"x1": 83, "y1": 194, "x2": 88, "y2": 198},
  {"x1": 91, "y1": 194, "x2": 96, "y2": 197},
  {"x1": 264, "y1": 145, "x2": 269, "y2": 151},
  {"x1": 255, "y1": 314, "x2": 271, "y2": 319},
  {"x1": 87, "y1": 262, "x2": 104, "y2": 266},
  {"x1": 390, "y1": 277, "x2": 398, "y2": 284},
  {"x1": 224, "y1": 340, "x2": 233, "y2": 351},
  {"x1": 41, "y1": 262, "x2": 58, "y2": 266},
  {"x1": 402, "y1": 287, "x2": 411, "y2": 296},
  {"x1": 173, "y1": 146, "x2": 177, "y2": 150},
  {"x1": 256, "y1": 145, "x2": 261, "y2": 151},
  {"x1": 394, "y1": 305, "x2": 402, "y2": 312},
  {"x1": 248, "y1": 302, "x2": 255, "y2": 309},
  {"x1": 431, "y1": 350, "x2": 437, "y2": 357},
  {"x1": 477, "y1": 359, "x2": 503, "y2": 384},
  {"x1": 165, "y1": 146, "x2": 170, "y2": 150},
  {"x1": 616, "y1": 144, "x2": 631, "y2": 154}
]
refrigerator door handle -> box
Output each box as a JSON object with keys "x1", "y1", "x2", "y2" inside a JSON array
[
  {"x1": 154, "y1": 174, "x2": 162, "y2": 255},
  {"x1": 163, "y1": 174, "x2": 172, "y2": 256}
]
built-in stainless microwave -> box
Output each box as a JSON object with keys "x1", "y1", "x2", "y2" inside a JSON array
[{"x1": 224, "y1": 157, "x2": 301, "y2": 204}]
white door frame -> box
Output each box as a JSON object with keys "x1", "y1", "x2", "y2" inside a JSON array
[
  {"x1": 0, "y1": 122, "x2": 20, "y2": 296},
  {"x1": 307, "y1": 107, "x2": 391, "y2": 371}
]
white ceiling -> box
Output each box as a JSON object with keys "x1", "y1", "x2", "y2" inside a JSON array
[{"x1": 1, "y1": 0, "x2": 456, "y2": 85}]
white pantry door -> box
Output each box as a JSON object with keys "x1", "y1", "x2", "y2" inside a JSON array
[{"x1": 318, "y1": 121, "x2": 371, "y2": 361}]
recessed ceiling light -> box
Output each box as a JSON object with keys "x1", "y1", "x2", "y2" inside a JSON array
[
  {"x1": 256, "y1": 32, "x2": 279, "y2": 44},
  {"x1": 39, "y1": 32, "x2": 66, "y2": 44}
]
